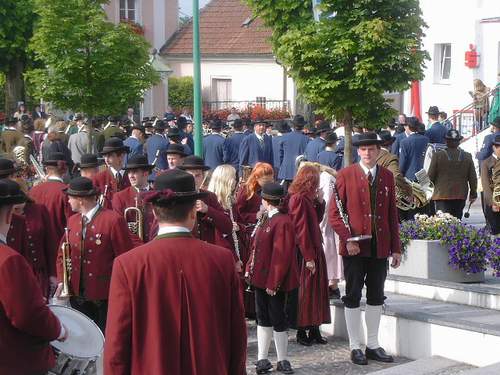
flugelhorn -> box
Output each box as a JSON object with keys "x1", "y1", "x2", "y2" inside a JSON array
[
  {"x1": 124, "y1": 196, "x2": 144, "y2": 241},
  {"x1": 60, "y1": 227, "x2": 73, "y2": 298},
  {"x1": 98, "y1": 184, "x2": 108, "y2": 206},
  {"x1": 245, "y1": 211, "x2": 268, "y2": 292}
]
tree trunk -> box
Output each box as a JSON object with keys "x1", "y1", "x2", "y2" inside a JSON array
[
  {"x1": 4, "y1": 59, "x2": 25, "y2": 116},
  {"x1": 343, "y1": 110, "x2": 353, "y2": 167}
]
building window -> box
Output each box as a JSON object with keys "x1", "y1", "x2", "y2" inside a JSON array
[
  {"x1": 211, "y1": 78, "x2": 232, "y2": 109},
  {"x1": 120, "y1": 0, "x2": 136, "y2": 22},
  {"x1": 435, "y1": 43, "x2": 452, "y2": 83}
]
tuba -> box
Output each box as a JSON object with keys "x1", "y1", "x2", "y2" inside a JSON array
[
  {"x1": 493, "y1": 186, "x2": 500, "y2": 206},
  {"x1": 124, "y1": 196, "x2": 144, "y2": 241},
  {"x1": 59, "y1": 228, "x2": 73, "y2": 298},
  {"x1": 396, "y1": 178, "x2": 434, "y2": 211}
]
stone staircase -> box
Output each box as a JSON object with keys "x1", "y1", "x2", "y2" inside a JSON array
[{"x1": 321, "y1": 273, "x2": 500, "y2": 373}]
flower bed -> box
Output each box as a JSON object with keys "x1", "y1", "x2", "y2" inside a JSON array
[{"x1": 399, "y1": 211, "x2": 496, "y2": 276}]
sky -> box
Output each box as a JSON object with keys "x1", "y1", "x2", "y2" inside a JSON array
[{"x1": 179, "y1": 0, "x2": 211, "y2": 18}]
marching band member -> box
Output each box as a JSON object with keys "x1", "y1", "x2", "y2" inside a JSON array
[
  {"x1": 29, "y1": 152, "x2": 73, "y2": 241},
  {"x1": 329, "y1": 132, "x2": 401, "y2": 365},
  {"x1": 0, "y1": 179, "x2": 68, "y2": 375},
  {"x1": 112, "y1": 154, "x2": 155, "y2": 244},
  {"x1": 54, "y1": 177, "x2": 133, "y2": 331},
  {"x1": 178, "y1": 155, "x2": 233, "y2": 245},
  {"x1": 104, "y1": 169, "x2": 247, "y2": 374},
  {"x1": 165, "y1": 143, "x2": 187, "y2": 169},
  {"x1": 288, "y1": 165, "x2": 330, "y2": 346},
  {"x1": 93, "y1": 137, "x2": 131, "y2": 209},
  {"x1": 78, "y1": 153, "x2": 100, "y2": 180},
  {"x1": 481, "y1": 134, "x2": 500, "y2": 234},
  {"x1": 247, "y1": 182, "x2": 299, "y2": 375}
]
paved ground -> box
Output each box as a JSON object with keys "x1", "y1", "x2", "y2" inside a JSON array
[{"x1": 245, "y1": 321, "x2": 410, "y2": 374}]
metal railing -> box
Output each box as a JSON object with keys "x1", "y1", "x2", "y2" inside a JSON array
[{"x1": 202, "y1": 100, "x2": 290, "y2": 112}]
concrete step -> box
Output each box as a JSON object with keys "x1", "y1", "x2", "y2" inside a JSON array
[
  {"x1": 385, "y1": 274, "x2": 500, "y2": 311},
  {"x1": 462, "y1": 362, "x2": 500, "y2": 374},
  {"x1": 369, "y1": 356, "x2": 473, "y2": 375},
  {"x1": 322, "y1": 291, "x2": 500, "y2": 367}
]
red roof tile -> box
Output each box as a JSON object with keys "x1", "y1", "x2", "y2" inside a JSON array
[{"x1": 160, "y1": 0, "x2": 273, "y2": 57}]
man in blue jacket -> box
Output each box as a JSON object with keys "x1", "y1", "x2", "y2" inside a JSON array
[
  {"x1": 223, "y1": 119, "x2": 246, "y2": 174},
  {"x1": 203, "y1": 119, "x2": 225, "y2": 170},
  {"x1": 400, "y1": 118, "x2": 430, "y2": 181},
  {"x1": 271, "y1": 121, "x2": 289, "y2": 177},
  {"x1": 477, "y1": 117, "x2": 500, "y2": 163},
  {"x1": 145, "y1": 120, "x2": 169, "y2": 176},
  {"x1": 304, "y1": 121, "x2": 330, "y2": 162},
  {"x1": 239, "y1": 119, "x2": 274, "y2": 171},
  {"x1": 277, "y1": 115, "x2": 309, "y2": 184},
  {"x1": 424, "y1": 106, "x2": 447, "y2": 144}
]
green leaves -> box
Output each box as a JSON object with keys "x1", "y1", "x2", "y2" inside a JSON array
[
  {"x1": 28, "y1": 0, "x2": 160, "y2": 115},
  {"x1": 245, "y1": 0, "x2": 429, "y2": 128}
]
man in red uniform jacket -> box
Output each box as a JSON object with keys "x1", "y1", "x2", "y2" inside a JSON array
[
  {"x1": 0, "y1": 179, "x2": 68, "y2": 374},
  {"x1": 104, "y1": 169, "x2": 247, "y2": 375},
  {"x1": 93, "y1": 137, "x2": 130, "y2": 208},
  {"x1": 29, "y1": 152, "x2": 73, "y2": 241},
  {"x1": 178, "y1": 155, "x2": 233, "y2": 244},
  {"x1": 54, "y1": 177, "x2": 133, "y2": 331},
  {"x1": 112, "y1": 154, "x2": 155, "y2": 244},
  {"x1": 329, "y1": 132, "x2": 401, "y2": 366}
]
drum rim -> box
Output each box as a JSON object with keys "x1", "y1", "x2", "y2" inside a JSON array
[{"x1": 48, "y1": 304, "x2": 105, "y2": 359}]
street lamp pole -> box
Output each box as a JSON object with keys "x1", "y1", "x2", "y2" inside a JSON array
[{"x1": 192, "y1": 0, "x2": 203, "y2": 156}]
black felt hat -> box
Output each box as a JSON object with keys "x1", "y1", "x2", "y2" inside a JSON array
[
  {"x1": 445, "y1": 129, "x2": 463, "y2": 141},
  {"x1": 352, "y1": 132, "x2": 383, "y2": 146},
  {"x1": 252, "y1": 118, "x2": 269, "y2": 126},
  {"x1": 42, "y1": 152, "x2": 66, "y2": 167},
  {"x1": 167, "y1": 127, "x2": 182, "y2": 138},
  {"x1": 100, "y1": 137, "x2": 130, "y2": 155},
  {"x1": 492, "y1": 117, "x2": 500, "y2": 128},
  {"x1": 426, "y1": 106, "x2": 440, "y2": 116},
  {"x1": 124, "y1": 154, "x2": 154, "y2": 171},
  {"x1": 153, "y1": 119, "x2": 167, "y2": 129},
  {"x1": 6, "y1": 117, "x2": 18, "y2": 125},
  {"x1": 378, "y1": 130, "x2": 396, "y2": 145},
  {"x1": 178, "y1": 155, "x2": 210, "y2": 171},
  {"x1": 209, "y1": 119, "x2": 224, "y2": 130},
  {"x1": 315, "y1": 121, "x2": 331, "y2": 134},
  {"x1": 79, "y1": 154, "x2": 99, "y2": 169},
  {"x1": 165, "y1": 144, "x2": 187, "y2": 156},
  {"x1": 147, "y1": 169, "x2": 207, "y2": 206},
  {"x1": 164, "y1": 113, "x2": 176, "y2": 122},
  {"x1": 493, "y1": 134, "x2": 500, "y2": 146},
  {"x1": 260, "y1": 182, "x2": 286, "y2": 201},
  {"x1": 324, "y1": 132, "x2": 338, "y2": 145},
  {"x1": 64, "y1": 177, "x2": 99, "y2": 197},
  {"x1": 0, "y1": 179, "x2": 27, "y2": 206},
  {"x1": 0, "y1": 158, "x2": 20, "y2": 177},
  {"x1": 292, "y1": 115, "x2": 307, "y2": 128}
]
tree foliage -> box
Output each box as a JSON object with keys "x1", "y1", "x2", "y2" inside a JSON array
[
  {"x1": 245, "y1": 0, "x2": 428, "y2": 128},
  {"x1": 168, "y1": 76, "x2": 194, "y2": 110},
  {"x1": 28, "y1": 0, "x2": 160, "y2": 115}
]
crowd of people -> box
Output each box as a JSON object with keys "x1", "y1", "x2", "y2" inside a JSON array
[{"x1": 0, "y1": 101, "x2": 498, "y2": 375}]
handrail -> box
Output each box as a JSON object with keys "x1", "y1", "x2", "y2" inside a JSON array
[{"x1": 445, "y1": 86, "x2": 497, "y2": 124}]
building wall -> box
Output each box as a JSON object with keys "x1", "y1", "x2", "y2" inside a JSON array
[
  {"x1": 405, "y1": 0, "x2": 500, "y2": 122},
  {"x1": 168, "y1": 57, "x2": 296, "y2": 113}
]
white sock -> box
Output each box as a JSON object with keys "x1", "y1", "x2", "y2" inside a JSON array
[
  {"x1": 273, "y1": 330, "x2": 288, "y2": 362},
  {"x1": 365, "y1": 304, "x2": 383, "y2": 349},
  {"x1": 257, "y1": 326, "x2": 273, "y2": 360},
  {"x1": 345, "y1": 307, "x2": 362, "y2": 350}
]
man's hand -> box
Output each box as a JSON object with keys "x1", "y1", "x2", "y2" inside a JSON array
[
  {"x1": 346, "y1": 241, "x2": 360, "y2": 256},
  {"x1": 316, "y1": 189, "x2": 324, "y2": 203},
  {"x1": 493, "y1": 205, "x2": 500, "y2": 213},
  {"x1": 235, "y1": 260, "x2": 243, "y2": 273},
  {"x1": 391, "y1": 253, "x2": 401, "y2": 268},
  {"x1": 266, "y1": 288, "x2": 276, "y2": 296},
  {"x1": 305, "y1": 260, "x2": 316, "y2": 274},
  {"x1": 57, "y1": 324, "x2": 69, "y2": 342},
  {"x1": 195, "y1": 200, "x2": 208, "y2": 214},
  {"x1": 469, "y1": 197, "x2": 477, "y2": 204}
]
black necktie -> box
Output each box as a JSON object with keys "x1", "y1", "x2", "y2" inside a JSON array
[{"x1": 367, "y1": 171, "x2": 373, "y2": 185}]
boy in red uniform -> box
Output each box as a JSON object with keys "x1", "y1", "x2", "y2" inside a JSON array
[{"x1": 247, "y1": 182, "x2": 299, "y2": 374}]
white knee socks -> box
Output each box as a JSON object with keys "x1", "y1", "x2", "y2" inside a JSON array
[
  {"x1": 365, "y1": 304, "x2": 383, "y2": 349},
  {"x1": 273, "y1": 331, "x2": 288, "y2": 362},
  {"x1": 257, "y1": 326, "x2": 273, "y2": 360},
  {"x1": 344, "y1": 307, "x2": 363, "y2": 350}
]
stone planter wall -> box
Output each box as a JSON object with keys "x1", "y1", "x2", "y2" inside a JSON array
[{"x1": 390, "y1": 239, "x2": 485, "y2": 283}]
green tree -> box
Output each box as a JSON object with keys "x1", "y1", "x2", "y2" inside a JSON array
[
  {"x1": 28, "y1": 0, "x2": 160, "y2": 116},
  {"x1": 168, "y1": 76, "x2": 194, "y2": 110},
  {"x1": 0, "y1": 0, "x2": 35, "y2": 115},
  {"x1": 245, "y1": 0, "x2": 428, "y2": 164}
]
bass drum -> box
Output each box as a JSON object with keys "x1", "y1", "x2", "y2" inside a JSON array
[{"x1": 48, "y1": 305, "x2": 104, "y2": 375}]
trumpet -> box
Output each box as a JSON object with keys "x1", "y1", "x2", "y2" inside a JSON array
[
  {"x1": 124, "y1": 196, "x2": 144, "y2": 241},
  {"x1": 60, "y1": 227, "x2": 73, "y2": 298}
]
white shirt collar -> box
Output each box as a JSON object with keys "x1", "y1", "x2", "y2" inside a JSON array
[
  {"x1": 158, "y1": 226, "x2": 191, "y2": 235},
  {"x1": 255, "y1": 132, "x2": 264, "y2": 141},
  {"x1": 83, "y1": 204, "x2": 100, "y2": 223},
  {"x1": 0, "y1": 233, "x2": 6, "y2": 244},
  {"x1": 268, "y1": 208, "x2": 279, "y2": 218},
  {"x1": 47, "y1": 176, "x2": 64, "y2": 183},
  {"x1": 110, "y1": 166, "x2": 124, "y2": 178},
  {"x1": 134, "y1": 185, "x2": 150, "y2": 192},
  {"x1": 493, "y1": 154, "x2": 498, "y2": 160},
  {"x1": 359, "y1": 162, "x2": 377, "y2": 179}
]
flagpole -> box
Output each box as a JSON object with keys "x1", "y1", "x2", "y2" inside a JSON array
[{"x1": 193, "y1": 0, "x2": 203, "y2": 156}]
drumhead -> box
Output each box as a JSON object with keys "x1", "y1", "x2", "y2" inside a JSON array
[{"x1": 49, "y1": 305, "x2": 104, "y2": 358}]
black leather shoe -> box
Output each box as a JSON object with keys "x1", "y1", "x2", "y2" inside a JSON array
[
  {"x1": 350, "y1": 349, "x2": 368, "y2": 365},
  {"x1": 255, "y1": 359, "x2": 273, "y2": 374},
  {"x1": 308, "y1": 327, "x2": 328, "y2": 344},
  {"x1": 296, "y1": 329, "x2": 312, "y2": 346},
  {"x1": 276, "y1": 360, "x2": 294, "y2": 374},
  {"x1": 365, "y1": 347, "x2": 394, "y2": 363},
  {"x1": 329, "y1": 287, "x2": 341, "y2": 299}
]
